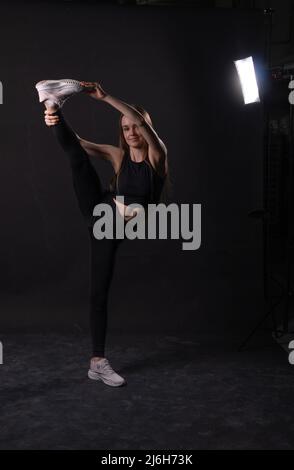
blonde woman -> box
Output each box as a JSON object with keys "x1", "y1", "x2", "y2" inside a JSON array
[{"x1": 35, "y1": 79, "x2": 168, "y2": 387}]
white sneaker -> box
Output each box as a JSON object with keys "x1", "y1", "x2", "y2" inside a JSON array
[
  {"x1": 88, "y1": 358, "x2": 126, "y2": 387},
  {"x1": 35, "y1": 79, "x2": 86, "y2": 108}
]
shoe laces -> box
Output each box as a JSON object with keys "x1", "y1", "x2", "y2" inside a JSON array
[
  {"x1": 100, "y1": 360, "x2": 115, "y2": 374},
  {"x1": 62, "y1": 79, "x2": 82, "y2": 86}
]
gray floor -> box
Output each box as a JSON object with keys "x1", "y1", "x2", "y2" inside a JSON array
[{"x1": 0, "y1": 330, "x2": 293, "y2": 450}]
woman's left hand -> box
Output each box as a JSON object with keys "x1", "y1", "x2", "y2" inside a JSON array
[
  {"x1": 113, "y1": 198, "x2": 137, "y2": 221},
  {"x1": 80, "y1": 81, "x2": 107, "y2": 100}
]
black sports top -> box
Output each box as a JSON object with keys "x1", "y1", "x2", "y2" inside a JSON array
[{"x1": 111, "y1": 149, "x2": 166, "y2": 207}]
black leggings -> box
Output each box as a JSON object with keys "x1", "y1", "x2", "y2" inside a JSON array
[{"x1": 52, "y1": 109, "x2": 123, "y2": 357}]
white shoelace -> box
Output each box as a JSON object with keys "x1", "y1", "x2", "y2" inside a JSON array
[
  {"x1": 101, "y1": 361, "x2": 115, "y2": 374},
  {"x1": 92, "y1": 359, "x2": 114, "y2": 374}
]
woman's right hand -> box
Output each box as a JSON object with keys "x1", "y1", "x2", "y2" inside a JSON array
[
  {"x1": 44, "y1": 109, "x2": 60, "y2": 126},
  {"x1": 80, "y1": 81, "x2": 107, "y2": 100}
]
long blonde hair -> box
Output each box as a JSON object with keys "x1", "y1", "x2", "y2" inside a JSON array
[{"x1": 109, "y1": 104, "x2": 172, "y2": 203}]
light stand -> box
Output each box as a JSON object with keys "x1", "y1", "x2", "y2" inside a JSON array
[{"x1": 239, "y1": 66, "x2": 294, "y2": 350}]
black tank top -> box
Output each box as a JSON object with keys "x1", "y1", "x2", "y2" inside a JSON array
[{"x1": 112, "y1": 149, "x2": 166, "y2": 207}]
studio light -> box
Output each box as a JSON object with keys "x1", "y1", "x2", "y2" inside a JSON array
[{"x1": 234, "y1": 56, "x2": 260, "y2": 105}]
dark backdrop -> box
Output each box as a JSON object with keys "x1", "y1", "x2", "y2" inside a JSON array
[{"x1": 0, "y1": 3, "x2": 265, "y2": 336}]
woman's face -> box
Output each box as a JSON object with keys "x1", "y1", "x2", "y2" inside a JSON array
[{"x1": 121, "y1": 115, "x2": 146, "y2": 149}]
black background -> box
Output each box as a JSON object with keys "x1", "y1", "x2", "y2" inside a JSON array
[{"x1": 0, "y1": 2, "x2": 265, "y2": 336}]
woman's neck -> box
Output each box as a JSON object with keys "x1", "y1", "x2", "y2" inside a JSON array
[{"x1": 129, "y1": 146, "x2": 147, "y2": 162}]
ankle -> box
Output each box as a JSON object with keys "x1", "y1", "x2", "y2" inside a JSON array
[
  {"x1": 44, "y1": 100, "x2": 59, "y2": 113},
  {"x1": 91, "y1": 356, "x2": 105, "y2": 363}
]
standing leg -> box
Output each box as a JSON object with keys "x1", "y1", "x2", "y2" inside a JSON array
[
  {"x1": 51, "y1": 109, "x2": 104, "y2": 226},
  {"x1": 88, "y1": 228, "x2": 122, "y2": 358}
]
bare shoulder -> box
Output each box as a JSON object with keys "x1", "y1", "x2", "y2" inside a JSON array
[
  {"x1": 109, "y1": 146, "x2": 124, "y2": 173},
  {"x1": 102, "y1": 144, "x2": 124, "y2": 171}
]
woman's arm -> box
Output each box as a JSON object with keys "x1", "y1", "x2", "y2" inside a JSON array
[
  {"x1": 77, "y1": 137, "x2": 123, "y2": 172},
  {"x1": 44, "y1": 108, "x2": 123, "y2": 172},
  {"x1": 81, "y1": 81, "x2": 143, "y2": 124},
  {"x1": 81, "y1": 81, "x2": 168, "y2": 176},
  {"x1": 104, "y1": 94, "x2": 167, "y2": 148}
]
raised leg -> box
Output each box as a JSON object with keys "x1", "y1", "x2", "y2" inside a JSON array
[{"x1": 51, "y1": 109, "x2": 104, "y2": 226}]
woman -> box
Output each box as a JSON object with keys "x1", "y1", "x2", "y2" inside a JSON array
[{"x1": 35, "y1": 79, "x2": 168, "y2": 387}]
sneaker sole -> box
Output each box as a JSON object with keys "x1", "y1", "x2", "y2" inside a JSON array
[{"x1": 88, "y1": 369, "x2": 126, "y2": 387}]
